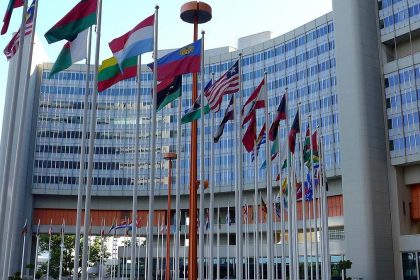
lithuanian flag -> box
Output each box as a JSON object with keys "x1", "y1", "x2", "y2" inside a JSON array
[
  {"x1": 98, "y1": 56, "x2": 137, "y2": 92},
  {"x1": 44, "y1": 0, "x2": 97, "y2": 44}
]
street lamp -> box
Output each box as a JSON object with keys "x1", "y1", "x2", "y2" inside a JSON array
[{"x1": 163, "y1": 152, "x2": 177, "y2": 280}]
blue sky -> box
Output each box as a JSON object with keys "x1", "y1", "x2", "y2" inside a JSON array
[{"x1": 0, "y1": 0, "x2": 332, "y2": 139}]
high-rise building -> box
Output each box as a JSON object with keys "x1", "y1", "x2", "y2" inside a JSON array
[{"x1": 1, "y1": 1, "x2": 420, "y2": 279}]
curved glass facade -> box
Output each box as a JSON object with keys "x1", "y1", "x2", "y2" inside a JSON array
[{"x1": 32, "y1": 19, "x2": 339, "y2": 195}]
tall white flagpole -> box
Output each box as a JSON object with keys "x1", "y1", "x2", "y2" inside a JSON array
[
  {"x1": 20, "y1": 219, "x2": 27, "y2": 279},
  {"x1": 174, "y1": 71, "x2": 183, "y2": 280},
  {"x1": 227, "y1": 202, "x2": 230, "y2": 280},
  {"x1": 309, "y1": 118, "x2": 318, "y2": 280},
  {"x1": 33, "y1": 220, "x2": 40, "y2": 280},
  {"x1": 216, "y1": 205, "x2": 220, "y2": 280},
  {"x1": 81, "y1": 0, "x2": 102, "y2": 277},
  {"x1": 320, "y1": 133, "x2": 330, "y2": 280},
  {"x1": 299, "y1": 108, "x2": 308, "y2": 280},
  {"x1": 59, "y1": 220, "x2": 65, "y2": 280},
  {"x1": 183, "y1": 216, "x2": 187, "y2": 280},
  {"x1": 285, "y1": 102, "x2": 294, "y2": 280},
  {"x1": 259, "y1": 196, "x2": 264, "y2": 280},
  {"x1": 131, "y1": 55, "x2": 142, "y2": 280},
  {"x1": 147, "y1": 6, "x2": 159, "y2": 280},
  {"x1": 198, "y1": 31, "x2": 206, "y2": 280},
  {"x1": 156, "y1": 216, "x2": 160, "y2": 280},
  {"x1": 263, "y1": 72, "x2": 274, "y2": 280},
  {"x1": 46, "y1": 220, "x2": 52, "y2": 280},
  {"x1": 209, "y1": 72, "x2": 215, "y2": 280},
  {"x1": 253, "y1": 119, "x2": 260, "y2": 280},
  {"x1": 74, "y1": 25, "x2": 93, "y2": 280},
  {"x1": 145, "y1": 215, "x2": 149, "y2": 280},
  {"x1": 235, "y1": 53, "x2": 244, "y2": 280},
  {"x1": 0, "y1": 0, "x2": 29, "y2": 263},
  {"x1": 274, "y1": 206, "x2": 278, "y2": 279},
  {"x1": 160, "y1": 222, "x2": 164, "y2": 280}
]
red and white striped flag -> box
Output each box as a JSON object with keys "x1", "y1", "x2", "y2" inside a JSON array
[
  {"x1": 3, "y1": 0, "x2": 35, "y2": 60},
  {"x1": 204, "y1": 60, "x2": 239, "y2": 112}
]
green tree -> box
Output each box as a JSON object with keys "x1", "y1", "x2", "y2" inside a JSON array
[{"x1": 36, "y1": 235, "x2": 110, "y2": 279}]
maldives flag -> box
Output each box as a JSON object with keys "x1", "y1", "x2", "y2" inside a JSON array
[
  {"x1": 44, "y1": 0, "x2": 97, "y2": 44},
  {"x1": 242, "y1": 112, "x2": 256, "y2": 153},
  {"x1": 288, "y1": 111, "x2": 300, "y2": 154},
  {"x1": 49, "y1": 29, "x2": 88, "y2": 77},
  {"x1": 149, "y1": 39, "x2": 201, "y2": 81},
  {"x1": 269, "y1": 93, "x2": 286, "y2": 141},
  {"x1": 1, "y1": 0, "x2": 24, "y2": 35}
]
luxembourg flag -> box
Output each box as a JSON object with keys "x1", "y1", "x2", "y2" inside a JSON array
[{"x1": 108, "y1": 14, "x2": 154, "y2": 67}]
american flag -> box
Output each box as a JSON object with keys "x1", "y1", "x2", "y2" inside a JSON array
[
  {"x1": 3, "y1": 0, "x2": 36, "y2": 60},
  {"x1": 204, "y1": 60, "x2": 239, "y2": 112}
]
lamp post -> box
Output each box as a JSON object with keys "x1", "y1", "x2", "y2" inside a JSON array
[
  {"x1": 164, "y1": 152, "x2": 177, "y2": 280},
  {"x1": 180, "y1": 3, "x2": 212, "y2": 279}
]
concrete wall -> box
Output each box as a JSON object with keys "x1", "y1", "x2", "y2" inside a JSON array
[{"x1": 332, "y1": 0, "x2": 394, "y2": 279}]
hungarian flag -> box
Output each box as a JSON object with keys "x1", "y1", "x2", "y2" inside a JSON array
[
  {"x1": 149, "y1": 39, "x2": 201, "y2": 81},
  {"x1": 156, "y1": 75, "x2": 182, "y2": 111},
  {"x1": 288, "y1": 111, "x2": 300, "y2": 154},
  {"x1": 44, "y1": 0, "x2": 97, "y2": 44},
  {"x1": 98, "y1": 56, "x2": 137, "y2": 92},
  {"x1": 49, "y1": 29, "x2": 88, "y2": 77},
  {"x1": 1, "y1": 0, "x2": 24, "y2": 35},
  {"x1": 242, "y1": 78, "x2": 265, "y2": 126},
  {"x1": 181, "y1": 94, "x2": 210, "y2": 124},
  {"x1": 269, "y1": 93, "x2": 286, "y2": 141},
  {"x1": 242, "y1": 112, "x2": 256, "y2": 153},
  {"x1": 214, "y1": 95, "x2": 234, "y2": 143}
]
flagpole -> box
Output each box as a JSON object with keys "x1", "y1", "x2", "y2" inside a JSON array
[
  {"x1": 81, "y1": 0, "x2": 102, "y2": 277},
  {"x1": 74, "y1": 25, "x2": 92, "y2": 280},
  {"x1": 59, "y1": 220, "x2": 65, "y2": 280},
  {"x1": 174, "y1": 73, "x2": 183, "y2": 280},
  {"x1": 235, "y1": 52, "x2": 244, "y2": 280},
  {"x1": 156, "y1": 216, "x2": 160, "y2": 280},
  {"x1": 319, "y1": 133, "x2": 330, "y2": 279},
  {"x1": 33, "y1": 220, "x2": 40, "y2": 280},
  {"x1": 227, "y1": 202, "x2": 230, "y2": 280},
  {"x1": 147, "y1": 6, "x2": 159, "y2": 280},
  {"x1": 145, "y1": 215, "x2": 149, "y2": 280},
  {"x1": 20, "y1": 219, "x2": 27, "y2": 279},
  {"x1": 274, "y1": 205, "x2": 278, "y2": 280},
  {"x1": 310, "y1": 118, "x2": 319, "y2": 280},
  {"x1": 161, "y1": 221, "x2": 164, "y2": 280},
  {"x1": 0, "y1": 0, "x2": 29, "y2": 267},
  {"x1": 183, "y1": 217, "x2": 187, "y2": 280},
  {"x1": 280, "y1": 176, "x2": 286, "y2": 280},
  {"x1": 299, "y1": 107, "x2": 308, "y2": 280},
  {"x1": 198, "y1": 30, "x2": 206, "y2": 280},
  {"x1": 253, "y1": 119, "x2": 260, "y2": 280},
  {"x1": 46, "y1": 219, "x2": 52, "y2": 280},
  {"x1": 216, "y1": 205, "x2": 220, "y2": 280},
  {"x1": 209, "y1": 72, "x2": 215, "y2": 280},
  {"x1": 259, "y1": 194, "x2": 264, "y2": 280},
  {"x1": 130, "y1": 54, "x2": 142, "y2": 280}
]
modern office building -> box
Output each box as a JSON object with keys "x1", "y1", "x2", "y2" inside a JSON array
[{"x1": 1, "y1": 0, "x2": 420, "y2": 279}]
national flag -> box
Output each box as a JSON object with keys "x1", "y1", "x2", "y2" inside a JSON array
[
  {"x1": 288, "y1": 111, "x2": 300, "y2": 154},
  {"x1": 304, "y1": 172, "x2": 313, "y2": 201},
  {"x1": 49, "y1": 29, "x2": 88, "y2": 77},
  {"x1": 243, "y1": 204, "x2": 248, "y2": 223},
  {"x1": 226, "y1": 209, "x2": 231, "y2": 226},
  {"x1": 204, "y1": 60, "x2": 239, "y2": 112},
  {"x1": 115, "y1": 219, "x2": 130, "y2": 230},
  {"x1": 242, "y1": 78, "x2": 265, "y2": 126},
  {"x1": 296, "y1": 181, "x2": 303, "y2": 200},
  {"x1": 312, "y1": 130, "x2": 320, "y2": 167},
  {"x1": 205, "y1": 210, "x2": 209, "y2": 230},
  {"x1": 303, "y1": 125, "x2": 311, "y2": 166},
  {"x1": 274, "y1": 202, "x2": 282, "y2": 218},
  {"x1": 35, "y1": 219, "x2": 40, "y2": 236},
  {"x1": 259, "y1": 136, "x2": 280, "y2": 169},
  {"x1": 98, "y1": 56, "x2": 137, "y2": 92},
  {"x1": 149, "y1": 39, "x2": 201, "y2": 81},
  {"x1": 21, "y1": 219, "x2": 27, "y2": 235},
  {"x1": 155, "y1": 75, "x2": 182, "y2": 111},
  {"x1": 214, "y1": 95, "x2": 234, "y2": 143},
  {"x1": 269, "y1": 93, "x2": 287, "y2": 141},
  {"x1": 108, "y1": 14, "x2": 154, "y2": 67},
  {"x1": 281, "y1": 178, "x2": 288, "y2": 195},
  {"x1": 1, "y1": 0, "x2": 24, "y2": 35},
  {"x1": 242, "y1": 112, "x2": 256, "y2": 153},
  {"x1": 3, "y1": 0, "x2": 35, "y2": 60},
  {"x1": 251, "y1": 124, "x2": 266, "y2": 162},
  {"x1": 261, "y1": 197, "x2": 267, "y2": 214},
  {"x1": 181, "y1": 94, "x2": 210, "y2": 124},
  {"x1": 44, "y1": 0, "x2": 97, "y2": 44}
]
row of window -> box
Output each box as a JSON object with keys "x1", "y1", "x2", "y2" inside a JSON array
[
  {"x1": 36, "y1": 144, "x2": 120, "y2": 154},
  {"x1": 33, "y1": 175, "x2": 134, "y2": 185},
  {"x1": 388, "y1": 112, "x2": 420, "y2": 129},
  {"x1": 36, "y1": 130, "x2": 166, "y2": 140},
  {"x1": 384, "y1": 67, "x2": 420, "y2": 88},
  {"x1": 389, "y1": 133, "x2": 420, "y2": 151},
  {"x1": 379, "y1": 0, "x2": 404, "y2": 10},
  {"x1": 380, "y1": 3, "x2": 420, "y2": 29},
  {"x1": 34, "y1": 160, "x2": 120, "y2": 170},
  {"x1": 386, "y1": 90, "x2": 420, "y2": 111}
]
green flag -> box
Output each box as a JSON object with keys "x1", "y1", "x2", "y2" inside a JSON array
[{"x1": 181, "y1": 94, "x2": 210, "y2": 124}]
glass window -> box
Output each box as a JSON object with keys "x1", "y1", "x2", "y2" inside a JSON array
[{"x1": 402, "y1": 252, "x2": 418, "y2": 280}]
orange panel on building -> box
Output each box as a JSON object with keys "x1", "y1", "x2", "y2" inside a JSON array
[{"x1": 410, "y1": 184, "x2": 420, "y2": 221}]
